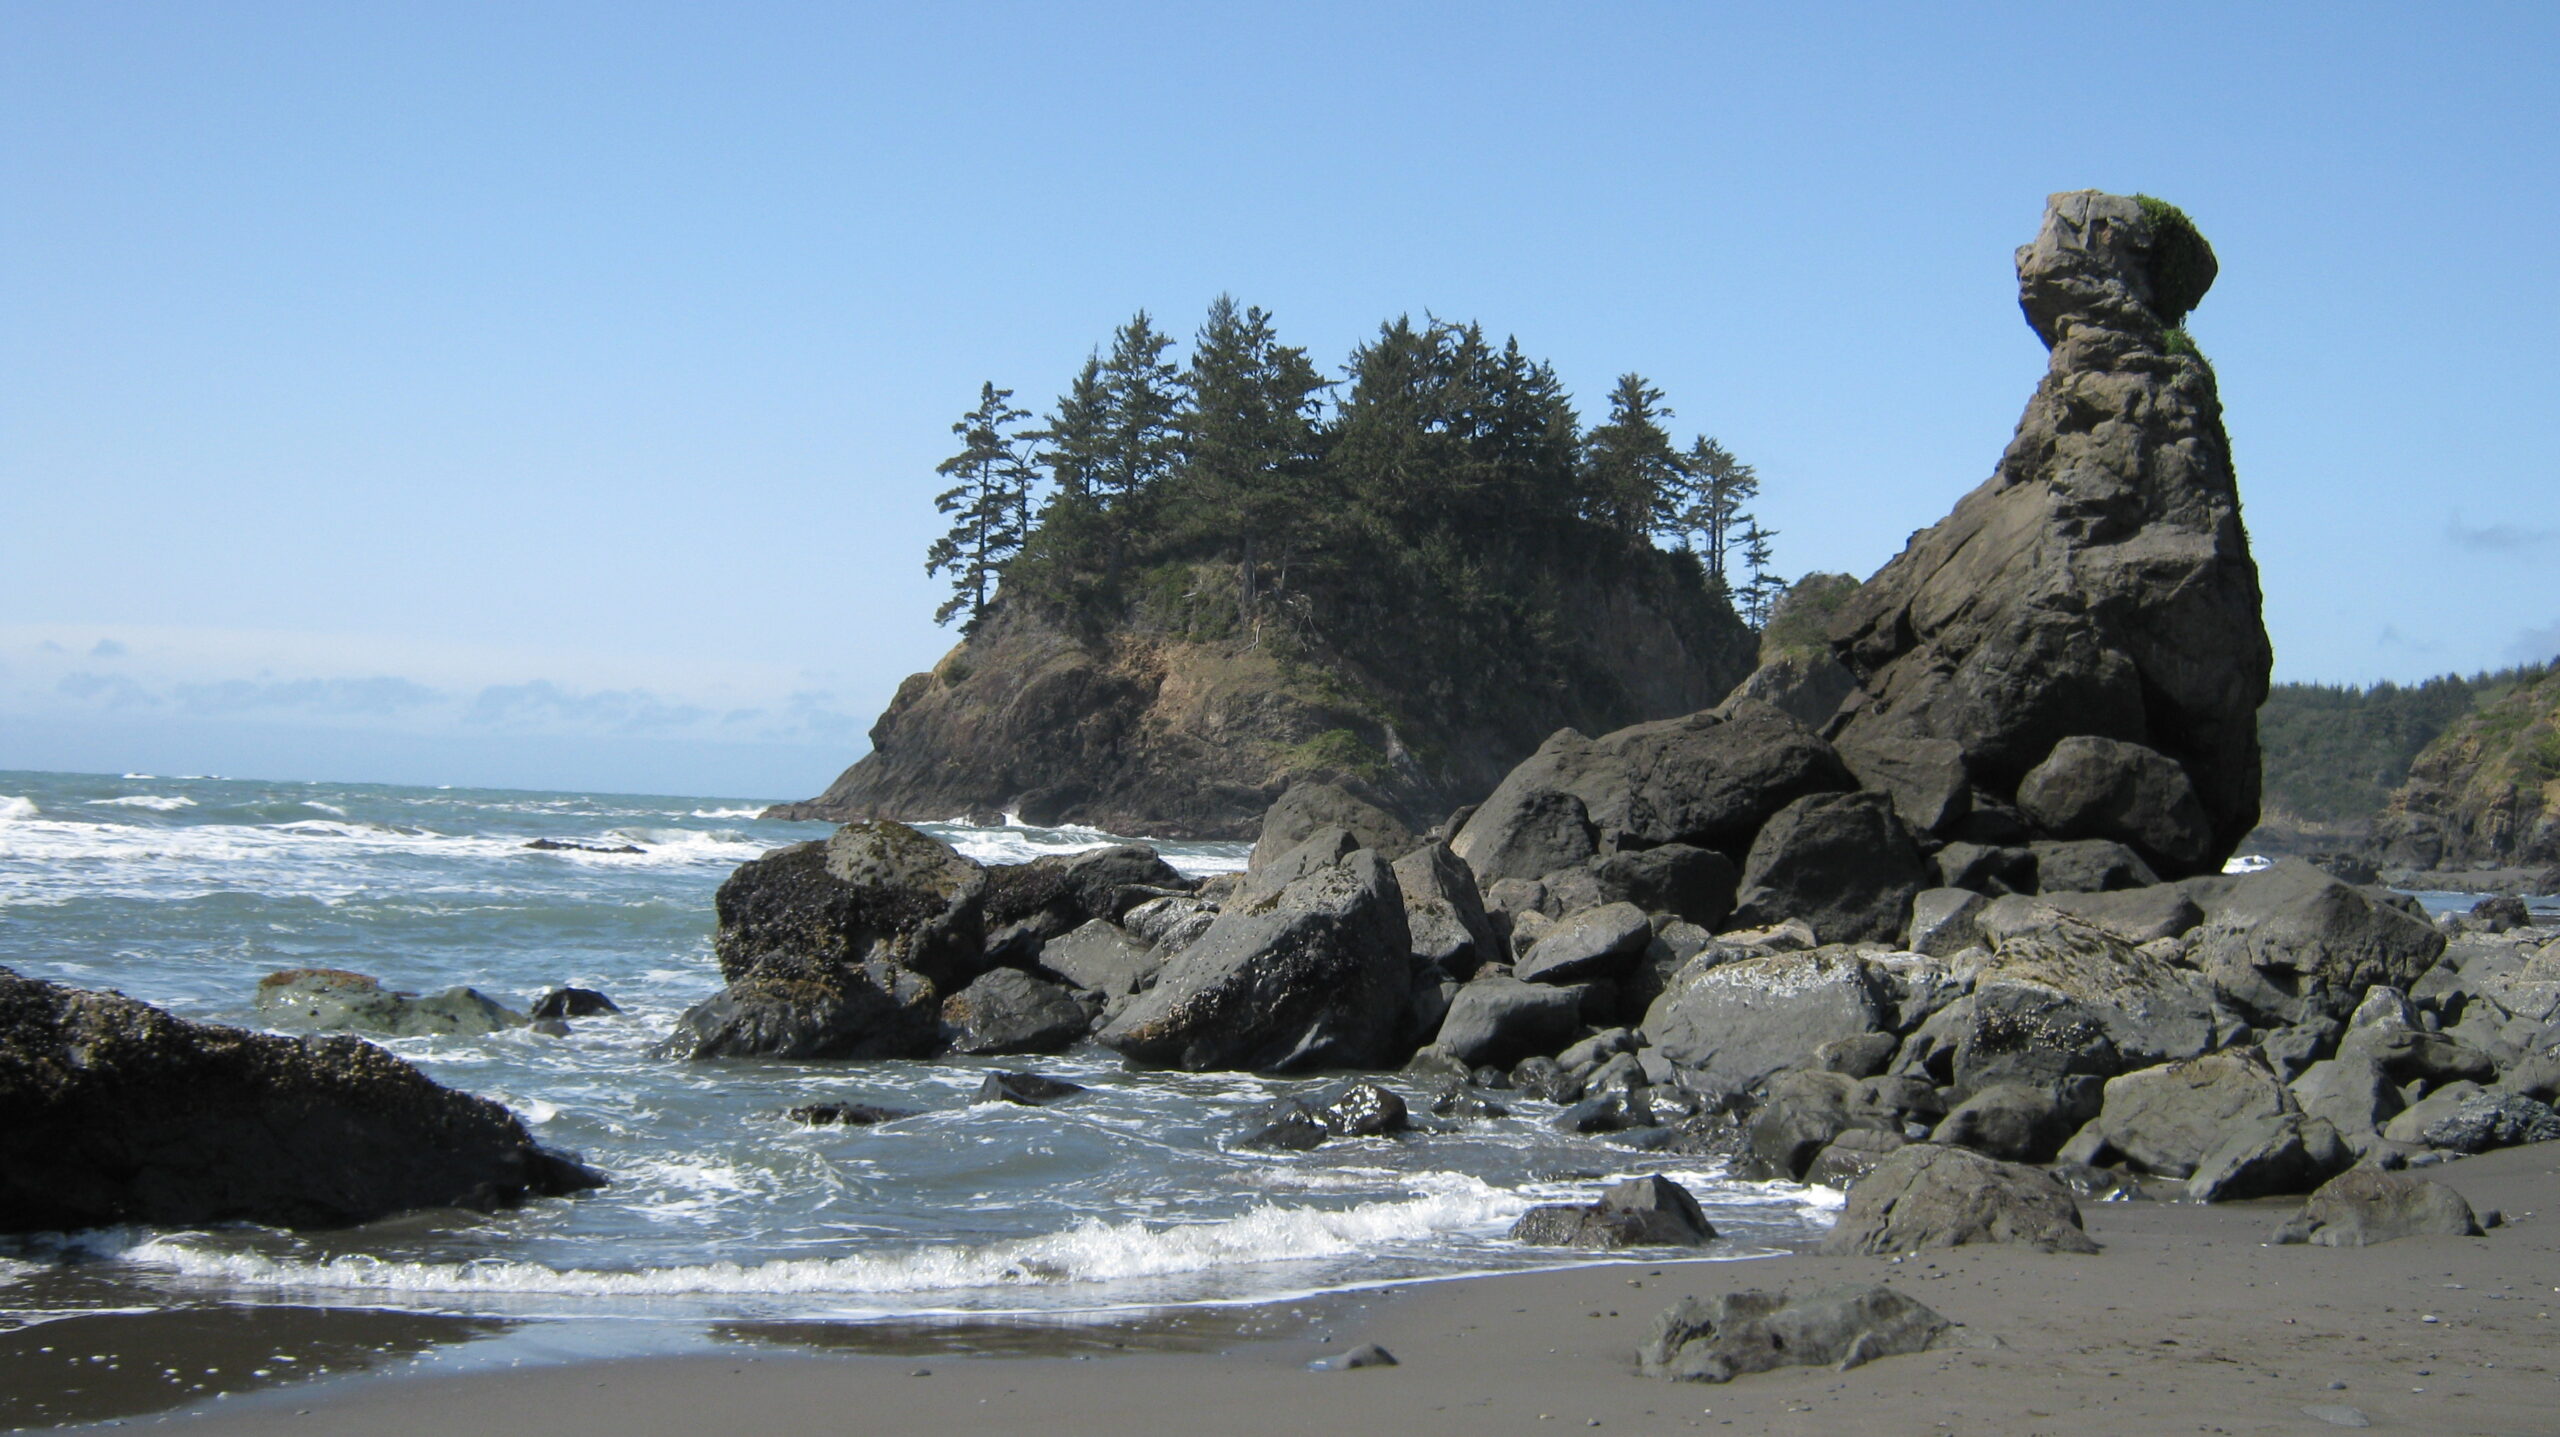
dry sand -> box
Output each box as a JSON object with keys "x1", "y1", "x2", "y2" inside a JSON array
[{"x1": 38, "y1": 1144, "x2": 2560, "y2": 1436}]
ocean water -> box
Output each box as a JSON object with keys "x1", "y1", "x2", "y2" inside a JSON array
[{"x1": 0, "y1": 768, "x2": 1839, "y2": 1335}]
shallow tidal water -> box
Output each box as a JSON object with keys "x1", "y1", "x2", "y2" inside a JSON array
[{"x1": 0, "y1": 768, "x2": 1842, "y2": 1387}]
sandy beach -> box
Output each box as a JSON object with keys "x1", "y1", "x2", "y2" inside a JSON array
[{"x1": 26, "y1": 1142, "x2": 2520, "y2": 1437}]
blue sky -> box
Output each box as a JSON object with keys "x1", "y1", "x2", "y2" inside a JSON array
[{"x1": 4, "y1": 4, "x2": 2555, "y2": 798}]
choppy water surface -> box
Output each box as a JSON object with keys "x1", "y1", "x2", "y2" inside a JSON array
[{"x1": 0, "y1": 768, "x2": 1837, "y2": 1334}]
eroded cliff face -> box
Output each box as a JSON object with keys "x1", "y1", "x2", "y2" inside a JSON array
[
  {"x1": 2371, "y1": 668, "x2": 2560, "y2": 874},
  {"x1": 1823, "y1": 190, "x2": 2271, "y2": 874},
  {"x1": 772, "y1": 550, "x2": 1752, "y2": 839}
]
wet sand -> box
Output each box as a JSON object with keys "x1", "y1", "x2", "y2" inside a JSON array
[{"x1": 37, "y1": 1143, "x2": 2560, "y2": 1436}]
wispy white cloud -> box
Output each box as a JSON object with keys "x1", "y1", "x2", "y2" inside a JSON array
[{"x1": 2447, "y1": 513, "x2": 2557, "y2": 555}]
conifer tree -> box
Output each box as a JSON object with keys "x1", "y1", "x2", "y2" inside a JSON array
[
  {"x1": 1737, "y1": 519, "x2": 1784, "y2": 628},
  {"x1": 924, "y1": 382, "x2": 1035, "y2": 630},
  {"x1": 1581, "y1": 374, "x2": 1681, "y2": 538},
  {"x1": 1678, "y1": 434, "x2": 1760, "y2": 582},
  {"x1": 1098, "y1": 311, "x2": 1182, "y2": 508},
  {"x1": 1179, "y1": 295, "x2": 1327, "y2": 620}
]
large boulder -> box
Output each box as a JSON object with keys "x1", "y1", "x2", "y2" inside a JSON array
[
  {"x1": 2188, "y1": 859, "x2": 2446, "y2": 1026},
  {"x1": 2181, "y1": 1112, "x2": 2350, "y2": 1202},
  {"x1": 1248, "y1": 782, "x2": 1415, "y2": 871},
  {"x1": 1727, "y1": 791, "x2": 1929, "y2": 944},
  {"x1": 657, "y1": 952, "x2": 940, "y2": 1061},
  {"x1": 1643, "y1": 948, "x2": 1892, "y2": 1094},
  {"x1": 1825, "y1": 191, "x2": 2269, "y2": 871},
  {"x1": 1514, "y1": 901, "x2": 1653, "y2": 985},
  {"x1": 1511, "y1": 1174, "x2": 1717, "y2": 1250},
  {"x1": 2015, "y1": 736, "x2": 2214, "y2": 877},
  {"x1": 981, "y1": 843, "x2": 1191, "y2": 958},
  {"x1": 2072, "y1": 1050, "x2": 2294, "y2": 1179},
  {"x1": 713, "y1": 823, "x2": 988, "y2": 991},
  {"x1": 1393, "y1": 842, "x2": 1502, "y2": 977},
  {"x1": 1451, "y1": 702, "x2": 1858, "y2": 886},
  {"x1": 938, "y1": 968, "x2": 1091, "y2": 1055},
  {"x1": 2271, "y1": 1167, "x2": 2485, "y2": 1247},
  {"x1": 1641, "y1": 1285, "x2": 1952, "y2": 1383},
  {"x1": 1033, "y1": 919, "x2": 1162, "y2": 1001},
  {"x1": 1902, "y1": 919, "x2": 2218, "y2": 1096},
  {"x1": 1097, "y1": 850, "x2": 1412, "y2": 1072},
  {"x1": 1929, "y1": 1080, "x2": 2100, "y2": 1164},
  {"x1": 1818, "y1": 1143, "x2": 2099, "y2": 1255},
  {"x1": 1594, "y1": 844, "x2": 1739, "y2": 929},
  {"x1": 1430, "y1": 977, "x2": 1586, "y2": 1068},
  {"x1": 0, "y1": 968, "x2": 601, "y2": 1233}
]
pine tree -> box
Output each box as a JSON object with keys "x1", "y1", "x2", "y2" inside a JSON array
[
  {"x1": 924, "y1": 381, "x2": 1035, "y2": 630},
  {"x1": 1581, "y1": 374, "x2": 1681, "y2": 538},
  {"x1": 1737, "y1": 519, "x2": 1784, "y2": 628},
  {"x1": 1097, "y1": 311, "x2": 1182, "y2": 508},
  {"x1": 1179, "y1": 294, "x2": 1328, "y2": 620},
  {"x1": 1678, "y1": 435, "x2": 1759, "y2": 582}
]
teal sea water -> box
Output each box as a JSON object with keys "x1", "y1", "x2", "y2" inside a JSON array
[{"x1": 0, "y1": 768, "x2": 1842, "y2": 1335}]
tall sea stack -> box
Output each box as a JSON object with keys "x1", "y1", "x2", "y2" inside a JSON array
[{"x1": 1825, "y1": 190, "x2": 2271, "y2": 875}]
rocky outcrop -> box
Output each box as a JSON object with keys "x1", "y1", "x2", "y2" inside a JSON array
[
  {"x1": 254, "y1": 969, "x2": 527, "y2": 1038},
  {"x1": 2369, "y1": 666, "x2": 2560, "y2": 874},
  {"x1": 772, "y1": 547, "x2": 1756, "y2": 839},
  {"x1": 1824, "y1": 191, "x2": 2269, "y2": 874},
  {"x1": 0, "y1": 968, "x2": 600, "y2": 1233}
]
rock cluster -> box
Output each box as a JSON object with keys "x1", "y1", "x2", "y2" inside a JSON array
[{"x1": 0, "y1": 967, "x2": 601, "y2": 1233}]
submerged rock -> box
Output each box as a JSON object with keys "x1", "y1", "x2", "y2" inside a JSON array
[
  {"x1": 0, "y1": 967, "x2": 600, "y2": 1232},
  {"x1": 786, "y1": 1102, "x2": 916, "y2": 1126},
  {"x1": 937, "y1": 968, "x2": 1090, "y2": 1056},
  {"x1": 972, "y1": 1071, "x2": 1087, "y2": 1106},
  {"x1": 254, "y1": 969, "x2": 527, "y2": 1038},
  {"x1": 529, "y1": 986, "x2": 621, "y2": 1020},
  {"x1": 656, "y1": 953, "x2": 940, "y2": 1062}
]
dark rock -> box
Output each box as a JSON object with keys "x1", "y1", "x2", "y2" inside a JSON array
[
  {"x1": 2399, "y1": 1090, "x2": 2560, "y2": 1153},
  {"x1": 1241, "y1": 1098, "x2": 1330, "y2": 1150},
  {"x1": 938, "y1": 969, "x2": 1091, "y2": 1055},
  {"x1": 657, "y1": 953, "x2": 940, "y2": 1062},
  {"x1": 1306, "y1": 1342, "x2": 1398, "y2": 1371},
  {"x1": 1834, "y1": 731, "x2": 1973, "y2": 837},
  {"x1": 787, "y1": 1102, "x2": 915, "y2": 1126},
  {"x1": 712, "y1": 824, "x2": 987, "y2": 992},
  {"x1": 1802, "y1": 1127, "x2": 1910, "y2": 1187},
  {"x1": 2074, "y1": 1050, "x2": 2294, "y2": 1178},
  {"x1": 524, "y1": 837, "x2": 646, "y2": 854},
  {"x1": 1097, "y1": 851, "x2": 1412, "y2": 1072},
  {"x1": 1505, "y1": 1054, "x2": 1579, "y2": 1104},
  {"x1": 1315, "y1": 1080, "x2": 1410, "y2": 1137},
  {"x1": 1394, "y1": 842, "x2": 1501, "y2": 978},
  {"x1": 1432, "y1": 977, "x2": 1585, "y2": 1069},
  {"x1": 2270, "y1": 1166, "x2": 2484, "y2": 1246},
  {"x1": 2183, "y1": 1113, "x2": 2351, "y2": 1202},
  {"x1": 1728, "y1": 791, "x2": 1929, "y2": 944},
  {"x1": 1119, "y1": 895, "x2": 1218, "y2": 955},
  {"x1": 528, "y1": 1017, "x2": 572, "y2": 1038},
  {"x1": 1726, "y1": 649, "x2": 1859, "y2": 732},
  {"x1": 1514, "y1": 901, "x2": 1653, "y2": 985},
  {"x1": 1236, "y1": 826, "x2": 1359, "y2": 903},
  {"x1": 1640, "y1": 1285, "x2": 1953, "y2": 1383},
  {"x1": 1930, "y1": 1081, "x2": 2100, "y2": 1165},
  {"x1": 0, "y1": 968, "x2": 601, "y2": 1233},
  {"x1": 2189, "y1": 859, "x2": 2446, "y2": 1026},
  {"x1": 1429, "y1": 1084, "x2": 1510, "y2": 1121},
  {"x1": 2025, "y1": 840, "x2": 2159, "y2": 894},
  {"x1": 1643, "y1": 948, "x2": 1890, "y2": 1095},
  {"x1": 2498, "y1": 1049, "x2": 2560, "y2": 1105},
  {"x1": 1745, "y1": 1069, "x2": 1898, "y2": 1181},
  {"x1": 1511, "y1": 1174, "x2": 1715, "y2": 1248},
  {"x1": 2015, "y1": 736, "x2": 2214, "y2": 876},
  {"x1": 2260, "y1": 1018, "x2": 2338, "y2": 1081},
  {"x1": 1595, "y1": 844, "x2": 1739, "y2": 929},
  {"x1": 529, "y1": 987, "x2": 621, "y2": 1020},
  {"x1": 1556, "y1": 1026, "x2": 1639, "y2": 1073},
  {"x1": 1814, "y1": 1031, "x2": 1902, "y2": 1079},
  {"x1": 1934, "y1": 842, "x2": 2036, "y2": 896},
  {"x1": 1905, "y1": 888, "x2": 1988, "y2": 958},
  {"x1": 2338, "y1": 1026, "x2": 2497, "y2": 1089},
  {"x1": 2469, "y1": 895, "x2": 2532, "y2": 935},
  {"x1": 982, "y1": 844, "x2": 1193, "y2": 959},
  {"x1": 1925, "y1": 922, "x2": 2218, "y2": 1093},
  {"x1": 1978, "y1": 888, "x2": 2203, "y2": 946},
  {"x1": 1825, "y1": 190, "x2": 2268, "y2": 868},
  {"x1": 1453, "y1": 704, "x2": 1858, "y2": 885},
  {"x1": 254, "y1": 969, "x2": 527, "y2": 1038},
  {"x1": 1249, "y1": 782, "x2": 1416, "y2": 871},
  {"x1": 972, "y1": 1071, "x2": 1086, "y2": 1106},
  {"x1": 2288, "y1": 1057, "x2": 2404, "y2": 1141},
  {"x1": 2305, "y1": 852, "x2": 2382, "y2": 886},
  {"x1": 1819, "y1": 1142, "x2": 2099, "y2": 1254},
  {"x1": 1033, "y1": 919, "x2": 1162, "y2": 1000}
]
